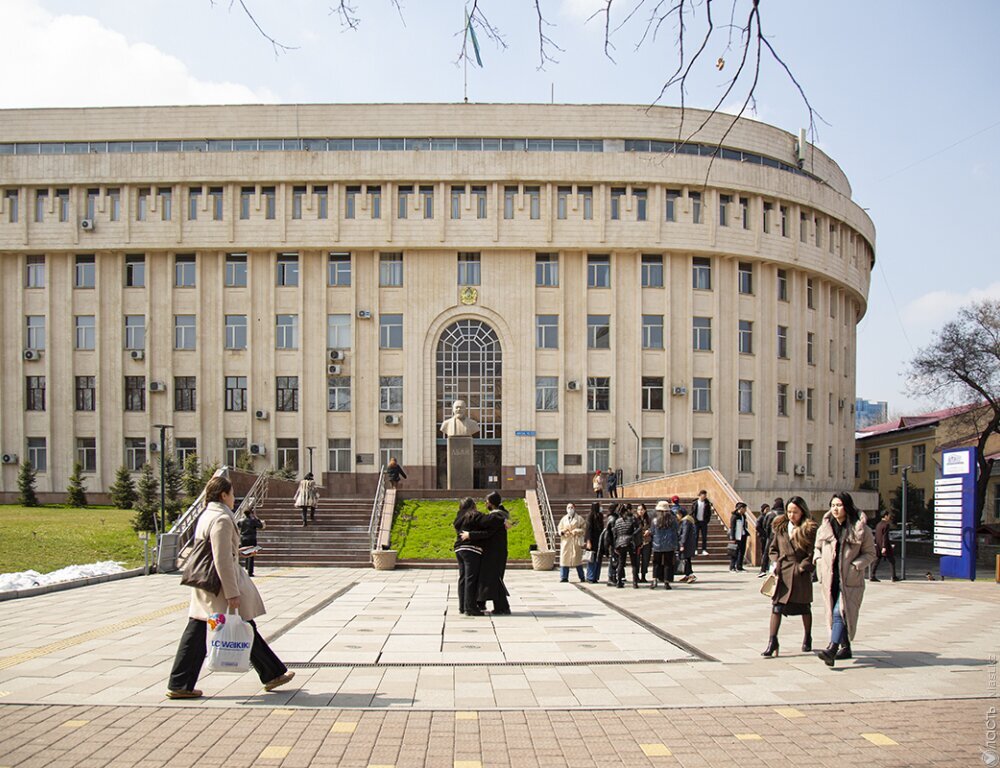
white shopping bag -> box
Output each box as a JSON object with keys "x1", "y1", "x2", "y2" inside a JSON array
[{"x1": 205, "y1": 611, "x2": 253, "y2": 673}]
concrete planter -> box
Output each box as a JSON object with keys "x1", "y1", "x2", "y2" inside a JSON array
[
  {"x1": 531, "y1": 550, "x2": 556, "y2": 571},
  {"x1": 371, "y1": 550, "x2": 398, "y2": 571}
]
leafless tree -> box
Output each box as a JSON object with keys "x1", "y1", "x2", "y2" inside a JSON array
[{"x1": 907, "y1": 299, "x2": 1000, "y2": 526}]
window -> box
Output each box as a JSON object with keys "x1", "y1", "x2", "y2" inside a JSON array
[
  {"x1": 188, "y1": 187, "x2": 201, "y2": 220},
  {"x1": 689, "y1": 191, "x2": 702, "y2": 223},
  {"x1": 76, "y1": 437, "x2": 97, "y2": 473},
  {"x1": 780, "y1": 205, "x2": 788, "y2": 237},
  {"x1": 75, "y1": 376, "x2": 95, "y2": 411},
  {"x1": 855, "y1": 453, "x2": 860, "y2": 479},
  {"x1": 75, "y1": 254, "x2": 95, "y2": 289},
  {"x1": 209, "y1": 187, "x2": 223, "y2": 220},
  {"x1": 124, "y1": 254, "x2": 145, "y2": 288},
  {"x1": 807, "y1": 278, "x2": 815, "y2": 309},
  {"x1": 535, "y1": 377, "x2": 558, "y2": 411},
  {"x1": 6, "y1": 189, "x2": 19, "y2": 223},
  {"x1": 225, "y1": 315, "x2": 247, "y2": 350},
  {"x1": 158, "y1": 187, "x2": 172, "y2": 221},
  {"x1": 225, "y1": 438, "x2": 247, "y2": 468},
  {"x1": 587, "y1": 439, "x2": 610, "y2": 473},
  {"x1": 777, "y1": 383, "x2": 789, "y2": 416},
  {"x1": 536, "y1": 439, "x2": 558, "y2": 472},
  {"x1": 124, "y1": 376, "x2": 145, "y2": 412},
  {"x1": 379, "y1": 253, "x2": 403, "y2": 286},
  {"x1": 740, "y1": 197, "x2": 750, "y2": 229},
  {"x1": 738, "y1": 320, "x2": 753, "y2": 354},
  {"x1": 472, "y1": 186, "x2": 487, "y2": 219},
  {"x1": 830, "y1": 339, "x2": 836, "y2": 371},
  {"x1": 692, "y1": 377, "x2": 711, "y2": 412},
  {"x1": 276, "y1": 438, "x2": 299, "y2": 473},
  {"x1": 397, "y1": 185, "x2": 411, "y2": 219},
  {"x1": 449, "y1": 185, "x2": 463, "y2": 219},
  {"x1": 800, "y1": 211, "x2": 808, "y2": 243},
  {"x1": 815, "y1": 217, "x2": 822, "y2": 249},
  {"x1": 26, "y1": 437, "x2": 47, "y2": 472},
  {"x1": 276, "y1": 253, "x2": 299, "y2": 287},
  {"x1": 25, "y1": 315, "x2": 45, "y2": 350},
  {"x1": 25, "y1": 255, "x2": 45, "y2": 288},
  {"x1": 587, "y1": 254, "x2": 611, "y2": 288},
  {"x1": 806, "y1": 388, "x2": 815, "y2": 420},
  {"x1": 291, "y1": 186, "x2": 305, "y2": 219},
  {"x1": 107, "y1": 188, "x2": 121, "y2": 221},
  {"x1": 369, "y1": 185, "x2": 382, "y2": 219},
  {"x1": 276, "y1": 376, "x2": 299, "y2": 412},
  {"x1": 85, "y1": 188, "x2": 98, "y2": 220},
  {"x1": 262, "y1": 186, "x2": 276, "y2": 219},
  {"x1": 379, "y1": 439, "x2": 403, "y2": 468},
  {"x1": 807, "y1": 332, "x2": 815, "y2": 364},
  {"x1": 556, "y1": 186, "x2": 570, "y2": 219},
  {"x1": 890, "y1": 447, "x2": 901, "y2": 475},
  {"x1": 738, "y1": 262, "x2": 753, "y2": 294},
  {"x1": 26, "y1": 376, "x2": 45, "y2": 411},
  {"x1": 587, "y1": 377, "x2": 610, "y2": 411},
  {"x1": 535, "y1": 253, "x2": 558, "y2": 287},
  {"x1": 239, "y1": 186, "x2": 253, "y2": 220},
  {"x1": 328, "y1": 252, "x2": 351, "y2": 286},
  {"x1": 174, "y1": 376, "x2": 196, "y2": 411},
  {"x1": 762, "y1": 201, "x2": 773, "y2": 233},
  {"x1": 777, "y1": 325, "x2": 788, "y2": 359},
  {"x1": 316, "y1": 186, "x2": 329, "y2": 219},
  {"x1": 692, "y1": 257, "x2": 712, "y2": 290},
  {"x1": 327, "y1": 314, "x2": 351, "y2": 349},
  {"x1": 123, "y1": 315, "x2": 145, "y2": 350},
  {"x1": 73, "y1": 315, "x2": 95, "y2": 351},
  {"x1": 328, "y1": 439, "x2": 352, "y2": 472},
  {"x1": 642, "y1": 315, "x2": 664, "y2": 349},
  {"x1": 174, "y1": 315, "x2": 196, "y2": 350},
  {"x1": 579, "y1": 186, "x2": 593, "y2": 219},
  {"x1": 719, "y1": 194, "x2": 731, "y2": 226},
  {"x1": 56, "y1": 189, "x2": 69, "y2": 221},
  {"x1": 738, "y1": 380, "x2": 753, "y2": 414},
  {"x1": 175, "y1": 253, "x2": 196, "y2": 288},
  {"x1": 692, "y1": 438, "x2": 711, "y2": 469},
  {"x1": 738, "y1": 439, "x2": 753, "y2": 473},
  {"x1": 868, "y1": 452, "x2": 882, "y2": 467},
  {"x1": 806, "y1": 443, "x2": 815, "y2": 476},
  {"x1": 828, "y1": 393, "x2": 834, "y2": 424},
  {"x1": 503, "y1": 186, "x2": 516, "y2": 219},
  {"x1": 175, "y1": 438, "x2": 197, "y2": 464},
  {"x1": 225, "y1": 376, "x2": 247, "y2": 412},
  {"x1": 641, "y1": 438, "x2": 663, "y2": 473},
  {"x1": 379, "y1": 376, "x2": 403, "y2": 411},
  {"x1": 536, "y1": 315, "x2": 558, "y2": 349},
  {"x1": 777, "y1": 269, "x2": 788, "y2": 301},
  {"x1": 225, "y1": 253, "x2": 247, "y2": 287},
  {"x1": 912, "y1": 444, "x2": 926, "y2": 472},
  {"x1": 419, "y1": 185, "x2": 434, "y2": 219},
  {"x1": 588, "y1": 315, "x2": 611, "y2": 349},
  {"x1": 124, "y1": 438, "x2": 145, "y2": 472},
  {"x1": 34, "y1": 189, "x2": 47, "y2": 222},
  {"x1": 457, "y1": 252, "x2": 481, "y2": 285},
  {"x1": 692, "y1": 317, "x2": 712, "y2": 351},
  {"x1": 867, "y1": 469, "x2": 879, "y2": 486},
  {"x1": 641, "y1": 254, "x2": 663, "y2": 288},
  {"x1": 665, "y1": 189, "x2": 679, "y2": 222},
  {"x1": 777, "y1": 441, "x2": 788, "y2": 474},
  {"x1": 642, "y1": 377, "x2": 664, "y2": 410},
  {"x1": 327, "y1": 376, "x2": 351, "y2": 411},
  {"x1": 276, "y1": 314, "x2": 298, "y2": 350},
  {"x1": 610, "y1": 188, "x2": 624, "y2": 220},
  {"x1": 379, "y1": 314, "x2": 403, "y2": 349},
  {"x1": 634, "y1": 188, "x2": 648, "y2": 220}
]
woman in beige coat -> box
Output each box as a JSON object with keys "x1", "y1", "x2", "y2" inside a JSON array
[
  {"x1": 167, "y1": 476, "x2": 295, "y2": 699},
  {"x1": 558, "y1": 504, "x2": 587, "y2": 582},
  {"x1": 813, "y1": 491, "x2": 876, "y2": 667}
]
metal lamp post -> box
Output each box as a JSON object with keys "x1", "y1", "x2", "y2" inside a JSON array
[
  {"x1": 307, "y1": 446, "x2": 316, "y2": 476},
  {"x1": 626, "y1": 421, "x2": 640, "y2": 482},
  {"x1": 153, "y1": 424, "x2": 173, "y2": 534}
]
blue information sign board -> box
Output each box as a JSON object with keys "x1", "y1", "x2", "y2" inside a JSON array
[
  {"x1": 934, "y1": 447, "x2": 977, "y2": 581},
  {"x1": 514, "y1": 430, "x2": 536, "y2": 437}
]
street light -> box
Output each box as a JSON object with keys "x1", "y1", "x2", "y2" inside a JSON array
[
  {"x1": 153, "y1": 424, "x2": 173, "y2": 534},
  {"x1": 307, "y1": 446, "x2": 316, "y2": 476},
  {"x1": 626, "y1": 421, "x2": 640, "y2": 482}
]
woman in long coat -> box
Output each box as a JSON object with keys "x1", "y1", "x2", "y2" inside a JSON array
[
  {"x1": 761, "y1": 495, "x2": 818, "y2": 658},
  {"x1": 293, "y1": 473, "x2": 319, "y2": 526},
  {"x1": 814, "y1": 491, "x2": 876, "y2": 666},
  {"x1": 454, "y1": 497, "x2": 507, "y2": 616},
  {"x1": 584, "y1": 502, "x2": 605, "y2": 584},
  {"x1": 558, "y1": 503, "x2": 586, "y2": 582}
]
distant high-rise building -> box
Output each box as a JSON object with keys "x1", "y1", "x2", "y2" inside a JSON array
[{"x1": 856, "y1": 399, "x2": 889, "y2": 430}]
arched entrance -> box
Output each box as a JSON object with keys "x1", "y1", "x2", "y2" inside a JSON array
[{"x1": 435, "y1": 319, "x2": 502, "y2": 488}]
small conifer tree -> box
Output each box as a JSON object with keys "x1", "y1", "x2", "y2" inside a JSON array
[
  {"x1": 17, "y1": 460, "x2": 39, "y2": 507},
  {"x1": 108, "y1": 465, "x2": 138, "y2": 510},
  {"x1": 66, "y1": 461, "x2": 88, "y2": 507},
  {"x1": 131, "y1": 463, "x2": 160, "y2": 532}
]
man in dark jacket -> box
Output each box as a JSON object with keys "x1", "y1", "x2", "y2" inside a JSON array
[
  {"x1": 871, "y1": 511, "x2": 898, "y2": 582},
  {"x1": 385, "y1": 457, "x2": 407, "y2": 488},
  {"x1": 612, "y1": 507, "x2": 639, "y2": 588},
  {"x1": 606, "y1": 468, "x2": 619, "y2": 499},
  {"x1": 690, "y1": 490, "x2": 715, "y2": 555},
  {"x1": 237, "y1": 507, "x2": 265, "y2": 576},
  {"x1": 475, "y1": 491, "x2": 512, "y2": 614}
]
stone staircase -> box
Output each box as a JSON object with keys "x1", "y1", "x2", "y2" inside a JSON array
[{"x1": 252, "y1": 497, "x2": 373, "y2": 568}]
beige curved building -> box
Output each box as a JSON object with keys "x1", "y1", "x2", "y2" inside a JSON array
[{"x1": 0, "y1": 103, "x2": 874, "y2": 501}]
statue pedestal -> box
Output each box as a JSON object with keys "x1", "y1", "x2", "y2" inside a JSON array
[{"x1": 446, "y1": 436, "x2": 474, "y2": 490}]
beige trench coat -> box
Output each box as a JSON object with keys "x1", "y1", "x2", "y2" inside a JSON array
[
  {"x1": 558, "y1": 513, "x2": 586, "y2": 567},
  {"x1": 188, "y1": 502, "x2": 266, "y2": 621},
  {"x1": 293, "y1": 479, "x2": 319, "y2": 508},
  {"x1": 814, "y1": 511, "x2": 876, "y2": 641}
]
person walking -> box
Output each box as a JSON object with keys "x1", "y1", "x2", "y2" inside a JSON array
[
  {"x1": 473, "y1": 491, "x2": 513, "y2": 615},
  {"x1": 761, "y1": 496, "x2": 818, "y2": 658},
  {"x1": 649, "y1": 500, "x2": 678, "y2": 590},
  {"x1": 756, "y1": 502, "x2": 776, "y2": 577},
  {"x1": 606, "y1": 468, "x2": 619, "y2": 499},
  {"x1": 728, "y1": 502, "x2": 750, "y2": 571},
  {"x1": 814, "y1": 492, "x2": 877, "y2": 666},
  {"x1": 600, "y1": 504, "x2": 621, "y2": 586},
  {"x1": 385, "y1": 457, "x2": 407, "y2": 489},
  {"x1": 454, "y1": 497, "x2": 506, "y2": 616},
  {"x1": 690, "y1": 489, "x2": 715, "y2": 555},
  {"x1": 677, "y1": 507, "x2": 698, "y2": 583},
  {"x1": 558, "y1": 503, "x2": 587, "y2": 582},
  {"x1": 293, "y1": 472, "x2": 318, "y2": 527},
  {"x1": 237, "y1": 506, "x2": 265, "y2": 577},
  {"x1": 871, "y1": 511, "x2": 899, "y2": 582},
  {"x1": 613, "y1": 504, "x2": 640, "y2": 588},
  {"x1": 584, "y1": 502, "x2": 605, "y2": 584},
  {"x1": 592, "y1": 469, "x2": 605, "y2": 498},
  {"x1": 634, "y1": 503, "x2": 653, "y2": 582},
  {"x1": 167, "y1": 475, "x2": 294, "y2": 699}
]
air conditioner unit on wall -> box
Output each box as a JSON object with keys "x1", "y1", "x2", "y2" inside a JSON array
[
  {"x1": 148, "y1": 381, "x2": 166, "y2": 392},
  {"x1": 385, "y1": 414, "x2": 402, "y2": 425},
  {"x1": 670, "y1": 443, "x2": 685, "y2": 454},
  {"x1": 23, "y1": 349, "x2": 42, "y2": 361},
  {"x1": 148, "y1": 442, "x2": 159, "y2": 453},
  {"x1": 130, "y1": 349, "x2": 145, "y2": 360},
  {"x1": 357, "y1": 310, "x2": 372, "y2": 319},
  {"x1": 671, "y1": 386, "x2": 687, "y2": 396},
  {"x1": 328, "y1": 364, "x2": 342, "y2": 375},
  {"x1": 249, "y1": 443, "x2": 266, "y2": 456},
  {"x1": 255, "y1": 409, "x2": 269, "y2": 420},
  {"x1": 1, "y1": 453, "x2": 18, "y2": 465},
  {"x1": 80, "y1": 219, "x2": 95, "y2": 231},
  {"x1": 793, "y1": 464, "x2": 807, "y2": 476},
  {"x1": 328, "y1": 349, "x2": 344, "y2": 361},
  {"x1": 566, "y1": 380, "x2": 580, "y2": 391},
  {"x1": 795, "y1": 389, "x2": 806, "y2": 401}
]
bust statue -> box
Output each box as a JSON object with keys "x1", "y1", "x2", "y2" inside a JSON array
[{"x1": 440, "y1": 400, "x2": 480, "y2": 438}]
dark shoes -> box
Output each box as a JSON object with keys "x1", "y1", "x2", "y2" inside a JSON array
[
  {"x1": 802, "y1": 636, "x2": 812, "y2": 652},
  {"x1": 464, "y1": 610, "x2": 485, "y2": 617},
  {"x1": 817, "y1": 643, "x2": 839, "y2": 667},
  {"x1": 761, "y1": 636, "x2": 779, "y2": 658},
  {"x1": 166, "y1": 688, "x2": 203, "y2": 699},
  {"x1": 835, "y1": 642, "x2": 852, "y2": 660},
  {"x1": 870, "y1": 576, "x2": 880, "y2": 582},
  {"x1": 491, "y1": 609, "x2": 512, "y2": 616},
  {"x1": 616, "y1": 582, "x2": 624, "y2": 588},
  {"x1": 264, "y1": 671, "x2": 296, "y2": 692}
]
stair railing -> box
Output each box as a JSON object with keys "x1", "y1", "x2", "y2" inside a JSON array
[
  {"x1": 158, "y1": 465, "x2": 229, "y2": 572},
  {"x1": 535, "y1": 464, "x2": 558, "y2": 551},
  {"x1": 368, "y1": 465, "x2": 387, "y2": 553},
  {"x1": 233, "y1": 469, "x2": 270, "y2": 524}
]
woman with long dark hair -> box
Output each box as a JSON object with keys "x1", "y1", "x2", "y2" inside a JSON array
[
  {"x1": 761, "y1": 496, "x2": 817, "y2": 658},
  {"x1": 814, "y1": 491, "x2": 876, "y2": 666},
  {"x1": 649, "y1": 501, "x2": 678, "y2": 589},
  {"x1": 453, "y1": 496, "x2": 506, "y2": 616},
  {"x1": 584, "y1": 502, "x2": 605, "y2": 584}
]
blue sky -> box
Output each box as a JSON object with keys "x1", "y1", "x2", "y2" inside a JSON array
[{"x1": 4, "y1": 0, "x2": 997, "y2": 415}]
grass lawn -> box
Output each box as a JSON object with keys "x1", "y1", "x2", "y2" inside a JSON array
[
  {"x1": 0, "y1": 505, "x2": 146, "y2": 574},
  {"x1": 390, "y1": 498, "x2": 535, "y2": 560}
]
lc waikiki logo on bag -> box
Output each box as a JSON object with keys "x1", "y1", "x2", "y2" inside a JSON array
[{"x1": 205, "y1": 611, "x2": 253, "y2": 673}]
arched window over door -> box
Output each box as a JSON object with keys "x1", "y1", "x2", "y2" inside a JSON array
[{"x1": 436, "y1": 319, "x2": 502, "y2": 440}]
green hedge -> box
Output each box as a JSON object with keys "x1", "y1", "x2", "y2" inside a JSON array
[{"x1": 390, "y1": 498, "x2": 534, "y2": 559}]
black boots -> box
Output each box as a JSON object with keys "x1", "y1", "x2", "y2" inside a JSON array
[
  {"x1": 802, "y1": 635, "x2": 812, "y2": 652},
  {"x1": 817, "y1": 642, "x2": 839, "y2": 666},
  {"x1": 835, "y1": 641, "x2": 852, "y2": 660},
  {"x1": 761, "y1": 636, "x2": 780, "y2": 658}
]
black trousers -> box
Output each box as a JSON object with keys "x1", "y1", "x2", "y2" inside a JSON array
[
  {"x1": 455, "y1": 550, "x2": 482, "y2": 614},
  {"x1": 729, "y1": 538, "x2": 747, "y2": 570},
  {"x1": 168, "y1": 617, "x2": 287, "y2": 691},
  {"x1": 638, "y1": 543, "x2": 652, "y2": 578},
  {"x1": 605, "y1": 548, "x2": 619, "y2": 585},
  {"x1": 241, "y1": 555, "x2": 255, "y2": 576},
  {"x1": 679, "y1": 551, "x2": 694, "y2": 577},
  {"x1": 652, "y1": 550, "x2": 676, "y2": 582},
  {"x1": 696, "y1": 519, "x2": 709, "y2": 551},
  {"x1": 873, "y1": 548, "x2": 897, "y2": 579},
  {"x1": 299, "y1": 505, "x2": 315, "y2": 524},
  {"x1": 615, "y1": 545, "x2": 639, "y2": 585}
]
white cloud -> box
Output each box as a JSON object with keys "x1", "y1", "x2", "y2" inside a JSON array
[
  {"x1": 0, "y1": 0, "x2": 276, "y2": 108},
  {"x1": 902, "y1": 281, "x2": 1000, "y2": 333}
]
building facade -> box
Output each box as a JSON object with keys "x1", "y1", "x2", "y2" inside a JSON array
[
  {"x1": 855, "y1": 398, "x2": 889, "y2": 431},
  {"x1": 0, "y1": 103, "x2": 874, "y2": 500}
]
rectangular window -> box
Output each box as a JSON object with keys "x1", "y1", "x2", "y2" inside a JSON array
[
  {"x1": 420, "y1": 185, "x2": 434, "y2": 219},
  {"x1": 25, "y1": 437, "x2": 47, "y2": 472},
  {"x1": 503, "y1": 186, "x2": 516, "y2": 219},
  {"x1": 800, "y1": 211, "x2": 808, "y2": 243},
  {"x1": 6, "y1": 189, "x2": 19, "y2": 223},
  {"x1": 379, "y1": 376, "x2": 403, "y2": 411},
  {"x1": 912, "y1": 444, "x2": 926, "y2": 472},
  {"x1": 86, "y1": 188, "x2": 98, "y2": 220},
  {"x1": 610, "y1": 188, "x2": 624, "y2": 220},
  {"x1": 369, "y1": 185, "x2": 382, "y2": 219},
  {"x1": 692, "y1": 256, "x2": 712, "y2": 290},
  {"x1": 276, "y1": 252, "x2": 299, "y2": 287},
  {"x1": 536, "y1": 315, "x2": 558, "y2": 349},
  {"x1": 327, "y1": 314, "x2": 351, "y2": 350},
  {"x1": 379, "y1": 314, "x2": 403, "y2": 349},
  {"x1": 276, "y1": 376, "x2": 299, "y2": 412},
  {"x1": 780, "y1": 205, "x2": 788, "y2": 237},
  {"x1": 690, "y1": 191, "x2": 702, "y2": 223},
  {"x1": 579, "y1": 186, "x2": 593, "y2": 220},
  {"x1": 588, "y1": 315, "x2": 611, "y2": 349},
  {"x1": 692, "y1": 377, "x2": 712, "y2": 412},
  {"x1": 738, "y1": 379, "x2": 753, "y2": 414},
  {"x1": 262, "y1": 186, "x2": 276, "y2": 219},
  {"x1": 738, "y1": 262, "x2": 753, "y2": 294},
  {"x1": 107, "y1": 188, "x2": 121, "y2": 221},
  {"x1": 328, "y1": 438, "x2": 352, "y2": 472},
  {"x1": 806, "y1": 388, "x2": 815, "y2": 420},
  {"x1": 815, "y1": 217, "x2": 823, "y2": 249},
  {"x1": 740, "y1": 197, "x2": 750, "y2": 229},
  {"x1": 587, "y1": 439, "x2": 610, "y2": 473},
  {"x1": 26, "y1": 375, "x2": 45, "y2": 411},
  {"x1": 174, "y1": 376, "x2": 197, "y2": 412},
  {"x1": 225, "y1": 315, "x2": 247, "y2": 350},
  {"x1": 124, "y1": 376, "x2": 145, "y2": 412},
  {"x1": 74, "y1": 315, "x2": 95, "y2": 350},
  {"x1": 75, "y1": 376, "x2": 95, "y2": 411},
  {"x1": 327, "y1": 376, "x2": 351, "y2": 411},
  {"x1": 535, "y1": 253, "x2": 558, "y2": 287},
  {"x1": 276, "y1": 438, "x2": 299, "y2": 473},
  {"x1": 807, "y1": 332, "x2": 815, "y2": 365},
  {"x1": 692, "y1": 316, "x2": 712, "y2": 351},
  {"x1": 525, "y1": 186, "x2": 540, "y2": 219},
  {"x1": 316, "y1": 186, "x2": 329, "y2": 219},
  {"x1": 209, "y1": 187, "x2": 223, "y2": 220},
  {"x1": 587, "y1": 254, "x2": 610, "y2": 288},
  {"x1": 777, "y1": 383, "x2": 789, "y2": 416},
  {"x1": 807, "y1": 278, "x2": 815, "y2": 309},
  {"x1": 806, "y1": 444, "x2": 815, "y2": 476},
  {"x1": 188, "y1": 187, "x2": 201, "y2": 220},
  {"x1": 158, "y1": 187, "x2": 172, "y2": 221},
  {"x1": 291, "y1": 186, "x2": 305, "y2": 220},
  {"x1": 344, "y1": 185, "x2": 359, "y2": 219},
  {"x1": 777, "y1": 441, "x2": 788, "y2": 474},
  {"x1": 889, "y1": 447, "x2": 899, "y2": 474},
  {"x1": 634, "y1": 188, "x2": 647, "y2": 221},
  {"x1": 692, "y1": 438, "x2": 711, "y2": 470},
  {"x1": 535, "y1": 376, "x2": 558, "y2": 411},
  {"x1": 641, "y1": 254, "x2": 663, "y2": 288},
  {"x1": 124, "y1": 315, "x2": 145, "y2": 350},
  {"x1": 777, "y1": 269, "x2": 788, "y2": 301},
  {"x1": 379, "y1": 253, "x2": 403, "y2": 286},
  {"x1": 173, "y1": 315, "x2": 196, "y2": 351},
  {"x1": 379, "y1": 439, "x2": 403, "y2": 468},
  {"x1": 275, "y1": 314, "x2": 299, "y2": 350},
  {"x1": 587, "y1": 377, "x2": 610, "y2": 411},
  {"x1": 56, "y1": 189, "x2": 70, "y2": 222},
  {"x1": 175, "y1": 253, "x2": 196, "y2": 288},
  {"x1": 642, "y1": 377, "x2": 664, "y2": 410},
  {"x1": 34, "y1": 189, "x2": 47, "y2": 222},
  {"x1": 240, "y1": 186, "x2": 253, "y2": 220},
  {"x1": 450, "y1": 185, "x2": 463, "y2": 219},
  {"x1": 556, "y1": 186, "x2": 570, "y2": 220},
  {"x1": 472, "y1": 186, "x2": 487, "y2": 219},
  {"x1": 665, "y1": 189, "x2": 679, "y2": 222},
  {"x1": 397, "y1": 185, "x2": 411, "y2": 219},
  {"x1": 26, "y1": 315, "x2": 46, "y2": 350},
  {"x1": 868, "y1": 452, "x2": 881, "y2": 467},
  {"x1": 76, "y1": 437, "x2": 97, "y2": 473},
  {"x1": 737, "y1": 439, "x2": 753, "y2": 473},
  {"x1": 457, "y1": 252, "x2": 481, "y2": 286},
  {"x1": 75, "y1": 254, "x2": 95, "y2": 289},
  {"x1": 124, "y1": 254, "x2": 145, "y2": 288},
  {"x1": 25, "y1": 255, "x2": 45, "y2": 288},
  {"x1": 738, "y1": 320, "x2": 753, "y2": 354},
  {"x1": 719, "y1": 194, "x2": 731, "y2": 227},
  {"x1": 641, "y1": 438, "x2": 663, "y2": 473},
  {"x1": 536, "y1": 439, "x2": 558, "y2": 473},
  {"x1": 328, "y1": 252, "x2": 351, "y2": 286},
  {"x1": 642, "y1": 315, "x2": 664, "y2": 349},
  {"x1": 762, "y1": 201, "x2": 773, "y2": 233},
  {"x1": 175, "y1": 438, "x2": 197, "y2": 465},
  {"x1": 124, "y1": 437, "x2": 145, "y2": 472},
  {"x1": 777, "y1": 325, "x2": 788, "y2": 359},
  {"x1": 225, "y1": 376, "x2": 247, "y2": 412},
  {"x1": 225, "y1": 253, "x2": 247, "y2": 287}
]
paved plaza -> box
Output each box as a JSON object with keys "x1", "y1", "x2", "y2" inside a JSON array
[{"x1": 0, "y1": 564, "x2": 997, "y2": 766}]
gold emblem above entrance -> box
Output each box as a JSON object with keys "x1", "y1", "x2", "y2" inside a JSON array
[{"x1": 459, "y1": 287, "x2": 478, "y2": 305}]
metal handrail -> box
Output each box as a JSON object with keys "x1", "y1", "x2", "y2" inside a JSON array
[
  {"x1": 167, "y1": 465, "x2": 230, "y2": 549},
  {"x1": 368, "y1": 465, "x2": 387, "y2": 553},
  {"x1": 535, "y1": 464, "x2": 557, "y2": 551},
  {"x1": 234, "y1": 469, "x2": 269, "y2": 524}
]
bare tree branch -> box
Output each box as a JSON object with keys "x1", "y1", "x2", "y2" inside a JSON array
[
  {"x1": 213, "y1": 0, "x2": 297, "y2": 55},
  {"x1": 533, "y1": 0, "x2": 564, "y2": 70}
]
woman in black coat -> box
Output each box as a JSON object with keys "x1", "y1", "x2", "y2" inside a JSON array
[
  {"x1": 453, "y1": 497, "x2": 506, "y2": 616},
  {"x1": 474, "y1": 491, "x2": 513, "y2": 614},
  {"x1": 584, "y1": 502, "x2": 604, "y2": 584}
]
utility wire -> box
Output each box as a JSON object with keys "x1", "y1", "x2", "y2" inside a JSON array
[{"x1": 875, "y1": 117, "x2": 1000, "y2": 184}]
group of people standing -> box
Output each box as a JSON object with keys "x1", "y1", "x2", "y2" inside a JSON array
[{"x1": 591, "y1": 468, "x2": 621, "y2": 498}]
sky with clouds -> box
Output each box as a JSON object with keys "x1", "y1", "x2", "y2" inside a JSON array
[{"x1": 3, "y1": 0, "x2": 998, "y2": 414}]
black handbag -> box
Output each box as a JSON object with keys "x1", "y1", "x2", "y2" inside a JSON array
[{"x1": 178, "y1": 532, "x2": 222, "y2": 595}]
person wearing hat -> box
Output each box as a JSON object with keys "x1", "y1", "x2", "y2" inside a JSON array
[
  {"x1": 649, "y1": 500, "x2": 679, "y2": 589},
  {"x1": 729, "y1": 502, "x2": 750, "y2": 571}
]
